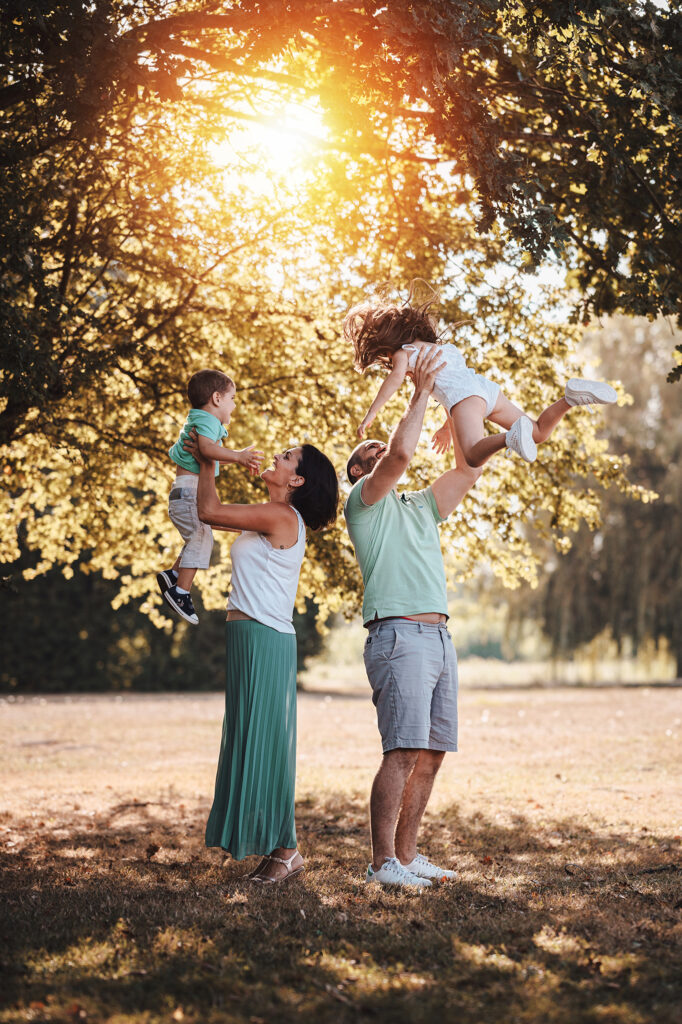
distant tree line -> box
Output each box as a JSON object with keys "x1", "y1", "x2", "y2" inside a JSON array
[
  {"x1": 0, "y1": 551, "x2": 324, "y2": 692},
  {"x1": 507, "y1": 318, "x2": 682, "y2": 677}
]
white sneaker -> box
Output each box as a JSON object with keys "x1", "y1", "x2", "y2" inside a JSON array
[
  {"x1": 505, "y1": 415, "x2": 537, "y2": 462},
  {"x1": 365, "y1": 856, "x2": 432, "y2": 888},
  {"x1": 565, "y1": 378, "x2": 617, "y2": 408},
  {"x1": 402, "y1": 853, "x2": 457, "y2": 882}
]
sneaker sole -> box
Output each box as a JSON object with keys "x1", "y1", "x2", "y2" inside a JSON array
[
  {"x1": 566, "y1": 379, "x2": 617, "y2": 406},
  {"x1": 410, "y1": 871, "x2": 457, "y2": 881},
  {"x1": 516, "y1": 417, "x2": 537, "y2": 462},
  {"x1": 365, "y1": 876, "x2": 432, "y2": 889},
  {"x1": 163, "y1": 590, "x2": 199, "y2": 625}
]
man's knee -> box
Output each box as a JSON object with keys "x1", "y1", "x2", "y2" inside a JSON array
[
  {"x1": 414, "y1": 749, "x2": 446, "y2": 776},
  {"x1": 382, "y1": 748, "x2": 420, "y2": 775}
]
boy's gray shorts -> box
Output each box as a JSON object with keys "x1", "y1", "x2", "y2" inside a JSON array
[
  {"x1": 363, "y1": 618, "x2": 458, "y2": 753},
  {"x1": 168, "y1": 475, "x2": 214, "y2": 569}
]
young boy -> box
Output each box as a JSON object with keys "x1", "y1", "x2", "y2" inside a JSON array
[{"x1": 158, "y1": 369, "x2": 263, "y2": 625}]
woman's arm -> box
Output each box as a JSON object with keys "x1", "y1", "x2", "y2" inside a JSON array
[
  {"x1": 357, "y1": 349, "x2": 409, "y2": 438},
  {"x1": 194, "y1": 445, "x2": 297, "y2": 543}
]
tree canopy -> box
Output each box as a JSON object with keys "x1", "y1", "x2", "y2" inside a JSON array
[{"x1": 2, "y1": 0, "x2": 678, "y2": 621}]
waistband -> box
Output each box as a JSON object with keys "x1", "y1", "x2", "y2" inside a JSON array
[
  {"x1": 366, "y1": 616, "x2": 449, "y2": 633},
  {"x1": 172, "y1": 474, "x2": 199, "y2": 487}
]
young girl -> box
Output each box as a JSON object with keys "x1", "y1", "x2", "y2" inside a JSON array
[{"x1": 345, "y1": 292, "x2": 617, "y2": 468}]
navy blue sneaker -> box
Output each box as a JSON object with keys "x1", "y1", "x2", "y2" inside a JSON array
[
  {"x1": 163, "y1": 585, "x2": 199, "y2": 625},
  {"x1": 156, "y1": 568, "x2": 178, "y2": 596}
]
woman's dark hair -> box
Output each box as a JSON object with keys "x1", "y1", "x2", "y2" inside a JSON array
[
  {"x1": 290, "y1": 444, "x2": 339, "y2": 531},
  {"x1": 344, "y1": 283, "x2": 440, "y2": 373}
]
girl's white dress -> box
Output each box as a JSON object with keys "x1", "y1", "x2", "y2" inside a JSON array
[{"x1": 402, "y1": 343, "x2": 500, "y2": 416}]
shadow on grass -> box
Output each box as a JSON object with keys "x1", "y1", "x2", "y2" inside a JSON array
[{"x1": 1, "y1": 795, "x2": 680, "y2": 1024}]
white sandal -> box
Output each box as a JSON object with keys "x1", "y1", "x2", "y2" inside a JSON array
[{"x1": 250, "y1": 850, "x2": 304, "y2": 884}]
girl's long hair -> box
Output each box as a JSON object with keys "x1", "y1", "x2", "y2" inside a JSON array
[{"x1": 343, "y1": 282, "x2": 440, "y2": 372}]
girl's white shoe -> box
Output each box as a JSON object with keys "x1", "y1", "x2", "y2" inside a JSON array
[
  {"x1": 565, "y1": 378, "x2": 617, "y2": 407},
  {"x1": 505, "y1": 416, "x2": 537, "y2": 463}
]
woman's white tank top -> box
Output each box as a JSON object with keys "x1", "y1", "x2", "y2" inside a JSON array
[{"x1": 227, "y1": 506, "x2": 305, "y2": 634}]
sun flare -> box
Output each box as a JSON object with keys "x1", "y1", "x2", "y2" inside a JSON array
[{"x1": 208, "y1": 100, "x2": 328, "y2": 189}]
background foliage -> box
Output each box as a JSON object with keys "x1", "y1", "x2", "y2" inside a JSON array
[
  {"x1": 505, "y1": 317, "x2": 682, "y2": 675},
  {"x1": 2, "y1": 0, "x2": 680, "y2": 644}
]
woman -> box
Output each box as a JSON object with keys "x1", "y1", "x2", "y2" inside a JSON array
[{"x1": 191, "y1": 434, "x2": 338, "y2": 883}]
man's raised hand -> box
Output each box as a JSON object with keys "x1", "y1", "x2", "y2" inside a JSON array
[{"x1": 411, "y1": 345, "x2": 445, "y2": 398}]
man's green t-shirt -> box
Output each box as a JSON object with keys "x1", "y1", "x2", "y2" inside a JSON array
[
  {"x1": 344, "y1": 479, "x2": 448, "y2": 624},
  {"x1": 169, "y1": 409, "x2": 227, "y2": 476}
]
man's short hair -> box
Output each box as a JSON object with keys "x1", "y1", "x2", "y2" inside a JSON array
[
  {"x1": 187, "y1": 369, "x2": 234, "y2": 408},
  {"x1": 346, "y1": 443, "x2": 368, "y2": 483}
]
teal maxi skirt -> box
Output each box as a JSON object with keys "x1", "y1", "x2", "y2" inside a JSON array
[{"x1": 205, "y1": 619, "x2": 297, "y2": 860}]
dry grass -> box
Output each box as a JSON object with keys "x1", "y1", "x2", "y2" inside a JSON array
[{"x1": 1, "y1": 684, "x2": 681, "y2": 1023}]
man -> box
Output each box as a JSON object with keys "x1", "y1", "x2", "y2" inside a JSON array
[{"x1": 344, "y1": 346, "x2": 481, "y2": 888}]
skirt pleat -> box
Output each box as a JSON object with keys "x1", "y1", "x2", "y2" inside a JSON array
[{"x1": 205, "y1": 620, "x2": 298, "y2": 860}]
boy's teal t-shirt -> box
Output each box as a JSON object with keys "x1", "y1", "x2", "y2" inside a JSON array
[
  {"x1": 344, "y1": 479, "x2": 448, "y2": 624},
  {"x1": 169, "y1": 409, "x2": 227, "y2": 476}
]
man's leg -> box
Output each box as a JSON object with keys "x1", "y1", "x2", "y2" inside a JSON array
[
  {"x1": 394, "y1": 749, "x2": 445, "y2": 865},
  {"x1": 369, "y1": 748, "x2": 419, "y2": 871}
]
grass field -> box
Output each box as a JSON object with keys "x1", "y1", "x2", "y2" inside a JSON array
[{"x1": 1, "y1": 681, "x2": 681, "y2": 1023}]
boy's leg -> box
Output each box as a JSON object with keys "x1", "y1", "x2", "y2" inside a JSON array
[
  {"x1": 165, "y1": 487, "x2": 211, "y2": 623},
  {"x1": 168, "y1": 486, "x2": 212, "y2": 592},
  {"x1": 176, "y1": 566, "x2": 198, "y2": 591},
  {"x1": 451, "y1": 396, "x2": 507, "y2": 468}
]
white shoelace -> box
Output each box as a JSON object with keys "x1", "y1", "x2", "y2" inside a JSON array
[{"x1": 372, "y1": 857, "x2": 424, "y2": 884}]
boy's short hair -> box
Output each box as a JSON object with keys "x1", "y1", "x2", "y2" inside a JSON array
[{"x1": 187, "y1": 369, "x2": 234, "y2": 408}]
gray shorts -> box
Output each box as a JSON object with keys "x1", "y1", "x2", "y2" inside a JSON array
[
  {"x1": 168, "y1": 475, "x2": 214, "y2": 569},
  {"x1": 363, "y1": 618, "x2": 458, "y2": 753}
]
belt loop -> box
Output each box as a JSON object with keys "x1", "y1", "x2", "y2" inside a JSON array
[{"x1": 418, "y1": 622, "x2": 423, "y2": 633}]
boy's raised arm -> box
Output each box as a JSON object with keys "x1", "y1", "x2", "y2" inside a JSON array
[{"x1": 196, "y1": 433, "x2": 263, "y2": 474}]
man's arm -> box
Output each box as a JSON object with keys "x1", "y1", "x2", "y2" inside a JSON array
[
  {"x1": 361, "y1": 346, "x2": 445, "y2": 506},
  {"x1": 430, "y1": 463, "x2": 482, "y2": 519}
]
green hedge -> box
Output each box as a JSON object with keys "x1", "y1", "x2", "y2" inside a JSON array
[{"x1": 0, "y1": 561, "x2": 323, "y2": 693}]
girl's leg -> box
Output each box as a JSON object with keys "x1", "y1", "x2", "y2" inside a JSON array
[
  {"x1": 488, "y1": 393, "x2": 571, "y2": 444},
  {"x1": 450, "y1": 396, "x2": 508, "y2": 468},
  {"x1": 534, "y1": 398, "x2": 571, "y2": 442}
]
